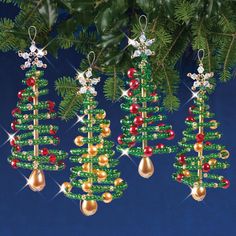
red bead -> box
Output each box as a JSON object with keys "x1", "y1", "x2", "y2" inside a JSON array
[
  {"x1": 11, "y1": 159, "x2": 19, "y2": 169},
  {"x1": 166, "y1": 129, "x2": 175, "y2": 140},
  {"x1": 156, "y1": 143, "x2": 165, "y2": 149},
  {"x1": 196, "y1": 133, "x2": 205, "y2": 142},
  {"x1": 18, "y1": 90, "x2": 25, "y2": 100},
  {"x1": 14, "y1": 145, "x2": 21, "y2": 152},
  {"x1": 130, "y1": 125, "x2": 138, "y2": 136},
  {"x1": 202, "y1": 163, "x2": 211, "y2": 172},
  {"x1": 26, "y1": 77, "x2": 35, "y2": 87},
  {"x1": 129, "y1": 79, "x2": 139, "y2": 90},
  {"x1": 11, "y1": 120, "x2": 18, "y2": 131},
  {"x1": 158, "y1": 123, "x2": 165, "y2": 127},
  {"x1": 49, "y1": 129, "x2": 56, "y2": 135},
  {"x1": 117, "y1": 134, "x2": 124, "y2": 145},
  {"x1": 205, "y1": 141, "x2": 212, "y2": 146},
  {"x1": 10, "y1": 139, "x2": 16, "y2": 146},
  {"x1": 48, "y1": 101, "x2": 55, "y2": 110},
  {"x1": 128, "y1": 141, "x2": 136, "y2": 147},
  {"x1": 134, "y1": 116, "x2": 144, "y2": 126},
  {"x1": 127, "y1": 68, "x2": 137, "y2": 79},
  {"x1": 130, "y1": 104, "x2": 140, "y2": 114},
  {"x1": 178, "y1": 154, "x2": 186, "y2": 165},
  {"x1": 186, "y1": 116, "x2": 195, "y2": 122},
  {"x1": 144, "y1": 146, "x2": 153, "y2": 157},
  {"x1": 58, "y1": 161, "x2": 65, "y2": 168},
  {"x1": 127, "y1": 90, "x2": 133, "y2": 97},
  {"x1": 176, "y1": 173, "x2": 184, "y2": 182},
  {"x1": 221, "y1": 179, "x2": 230, "y2": 189},
  {"x1": 49, "y1": 154, "x2": 57, "y2": 164},
  {"x1": 41, "y1": 148, "x2": 49, "y2": 156},
  {"x1": 189, "y1": 105, "x2": 196, "y2": 114},
  {"x1": 11, "y1": 108, "x2": 21, "y2": 117},
  {"x1": 28, "y1": 96, "x2": 33, "y2": 102},
  {"x1": 151, "y1": 92, "x2": 158, "y2": 102}
]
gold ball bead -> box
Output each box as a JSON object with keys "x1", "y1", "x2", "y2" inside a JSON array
[
  {"x1": 101, "y1": 127, "x2": 111, "y2": 137},
  {"x1": 96, "y1": 112, "x2": 106, "y2": 119},
  {"x1": 194, "y1": 142, "x2": 203, "y2": 152},
  {"x1": 102, "y1": 192, "x2": 113, "y2": 203},
  {"x1": 97, "y1": 170, "x2": 107, "y2": 181},
  {"x1": 96, "y1": 143, "x2": 104, "y2": 149},
  {"x1": 74, "y1": 136, "x2": 84, "y2": 147},
  {"x1": 191, "y1": 185, "x2": 206, "y2": 202},
  {"x1": 183, "y1": 170, "x2": 191, "y2": 177},
  {"x1": 114, "y1": 178, "x2": 124, "y2": 186},
  {"x1": 208, "y1": 158, "x2": 217, "y2": 166},
  {"x1": 82, "y1": 153, "x2": 89, "y2": 158},
  {"x1": 82, "y1": 163, "x2": 90, "y2": 172},
  {"x1": 88, "y1": 145, "x2": 98, "y2": 157},
  {"x1": 82, "y1": 182, "x2": 92, "y2": 193},
  {"x1": 219, "y1": 149, "x2": 230, "y2": 159},
  {"x1": 61, "y1": 182, "x2": 72, "y2": 193},
  {"x1": 100, "y1": 123, "x2": 110, "y2": 128},
  {"x1": 210, "y1": 120, "x2": 218, "y2": 130},
  {"x1": 81, "y1": 200, "x2": 98, "y2": 216},
  {"x1": 98, "y1": 155, "x2": 109, "y2": 166}
]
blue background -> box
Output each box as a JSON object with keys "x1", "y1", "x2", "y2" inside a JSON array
[{"x1": 0, "y1": 4, "x2": 235, "y2": 236}]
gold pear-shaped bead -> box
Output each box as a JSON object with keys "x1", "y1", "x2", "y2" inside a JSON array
[
  {"x1": 138, "y1": 157, "x2": 154, "y2": 178},
  {"x1": 28, "y1": 169, "x2": 46, "y2": 192}
]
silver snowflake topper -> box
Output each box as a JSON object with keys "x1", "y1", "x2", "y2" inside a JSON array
[
  {"x1": 188, "y1": 49, "x2": 214, "y2": 91},
  {"x1": 18, "y1": 26, "x2": 47, "y2": 70},
  {"x1": 76, "y1": 67, "x2": 100, "y2": 96},
  {"x1": 128, "y1": 15, "x2": 155, "y2": 59}
]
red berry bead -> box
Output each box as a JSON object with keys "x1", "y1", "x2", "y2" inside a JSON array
[
  {"x1": 14, "y1": 145, "x2": 21, "y2": 152},
  {"x1": 166, "y1": 129, "x2": 175, "y2": 140},
  {"x1": 117, "y1": 134, "x2": 124, "y2": 145},
  {"x1": 178, "y1": 154, "x2": 186, "y2": 165},
  {"x1": 10, "y1": 139, "x2": 16, "y2": 146},
  {"x1": 176, "y1": 173, "x2": 184, "y2": 182},
  {"x1": 41, "y1": 148, "x2": 49, "y2": 156},
  {"x1": 130, "y1": 104, "x2": 140, "y2": 114},
  {"x1": 18, "y1": 90, "x2": 25, "y2": 100},
  {"x1": 189, "y1": 105, "x2": 196, "y2": 114},
  {"x1": 156, "y1": 143, "x2": 165, "y2": 149},
  {"x1": 11, "y1": 108, "x2": 21, "y2": 117},
  {"x1": 144, "y1": 146, "x2": 153, "y2": 157},
  {"x1": 130, "y1": 125, "x2": 138, "y2": 136},
  {"x1": 196, "y1": 133, "x2": 205, "y2": 142},
  {"x1": 186, "y1": 116, "x2": 195, "y2": 122},
  {"x1": 127, "y1": 90, "x2": 133, "y2": 97},
  {"x1": 28, "y1": 96, "x2": 34, "y2": 103},
  {"x1": 205, "y1": 141, "x2": 212, "y2": 146},
  {"x1": 127, "y1": 68, "x2": 137, "y2": 79},
  {"x1": 49, "y1": 154, "x2": 57, "y2": 164},
  {"x1": 202, "y1": 163, "x2": 211, "y2": 172},
  {"x1": 49, "y1": 129, "x2": 56, "y2": 135},
  {"x1": 129, "y1": 79, "x2": 139, "y2": 90},
  {"x1": 11, "y1": 120, "x2": 18, "y2": 131},
  {"x1": 158, "y1": 123, "x2": 165, "y2": 127},
  {"x1": 221, "y1": 179, "x2": 230, "y2": 189},
  {"x1": 48, "y1": 101, "x2": 55, "y2": 110},
  {"x1": 11, "y1": 159, "x2": 19, "y2": 169},
  {"x1": 26, "y1": 77, "x2": 36, "y2": 87},
  {"x1": 128, "y1": 141, "x2": 136, "y2": 147},
  {"x1": 134, "y1": 116, "x2": 144, "y2": 126}
]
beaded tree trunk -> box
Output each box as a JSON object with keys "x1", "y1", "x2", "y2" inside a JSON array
[
  {"x1": 173, "y1": 54, "x2": 230, "y2": 201},
  {"x1": 117, "y1": 26, "x2": 177, "y2": 179},
  {"x1": 61, "y1": 64, "x2": 127, "y2": 216}
]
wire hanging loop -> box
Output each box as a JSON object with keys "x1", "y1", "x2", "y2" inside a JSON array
[
  {"x1": 197, "y1": 49, "x2": 205, "y2": 64},
  {"x1": 139, "y1": 15, "x2": 148, "y2": 32},
  {"x1": 87, "y1": 51, "x2": 96, "y2": 68},
  {"x1": 28, "y1": 26, "x2": 37, "y2": 42}
]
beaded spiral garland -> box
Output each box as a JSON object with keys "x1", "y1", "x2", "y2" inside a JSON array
[
  {"x1": 173, "y1": 49, "x2": 230, "y2": 201},
  {"x1": 117, "y1": 15, "x2": 177, "y2": 178},
  {"x1": 61, "y1": 52, "x2": 127, "y2": 216},
  {"x1": 8, "y1": 26, "x2": 67, "y2": 192}
]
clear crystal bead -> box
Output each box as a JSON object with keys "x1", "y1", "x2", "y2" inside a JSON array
[
  {"x1": 85, "y1": 70, "x2": 92, "y2": 78},
  {"x1": 139, "y1": 33, "x2": 146, "y2": 43},
  {"x1": 145, "y1": 49, "x2": 153, "y2": 56},
  {"x1": 197, "y1": 66, "x2": 204, "y2": 74},
  {"x1": 22, "y1": 53, "x2": 29, "y2": 59},
  {"x1": 145, "y1": 39, "x2": 155, "y2": 46},
  {"x1": 30, "y1": 44, "x2": 37, "y2": 52},
  {"x1": 132, "y1": 50, "x2": 141, "y2": 58},
  {"x1": 36, "y1": 60, "x2": 43, "y2": 67},
  {"x1": 128, "y1": 38, "x2": 140, "y2": 48},
  {"x1": 80, "y1": 87, "x2": 87, "y2": 94},
  {"x1": 37, "y1": 49, "x2": 45, "y2": 58},
  {"x1": 24, "y1": 61, "x2": 31, "y2": 68}
]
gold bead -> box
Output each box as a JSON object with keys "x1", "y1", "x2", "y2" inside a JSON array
[
  {"x1": 98, "y1": 155, "x2": 108, "y2": 166},
  {"x1": 82, "y1": 153, "x2": 89, "y2": 158},
  {"x1": 96, "y1": 143, "x2": 104, "y2": 149},
  {"x1": 138, "y1": 157, "x2": 154, "y2": 179},
  {"x1": 208, "y1": 158, "x2": 217, "y2": 166},
  {"x1": 100, "y1": 123, "x2": 110, "y2": 128},
  {"x1": 28, "y1": 169, "x2": 46, "y2": 192},
  {"x1": 194, "y1": 142, "x2": 203, "y2": 152},
  {"x1": 74, "y1": 136, "x2": 84, "y2": 147},
  {"x1": 97, "y1": 170, "x2": 107, "y2": 181},
  {"x1": 102, "y1": 192, "x2": 113, "y2": 203},
  {"x1": 210, "y1": 120, "x2": 218, "y2": 130},
  {"x1": 82, "y1": 163, "x2": 90, "y2": 172},
  {"x1": 219, "y1": 149, "x2": 230, "y2": 159},
  {"x1": 183, "y1": 170, "x2": 191, "y2": 177},
  {"x1": 101, "y1": 127, "x2": 111, "y2": 137},
  {"x1": 82, "y1": 182, "x2": 92, "y2": 193},
  {"x1": 96, "y1": 112, "x2": 106, "y2": 119},
  {"x1": 114, "y1": 178, "x2": 124, "y2": 186},
  {"x1": 81, "y1": 200, "x2": 98, "y2": 216},
  {"x1": 191, "y1": 185, "x2": 206, "y2": 202},
  {"x1": 61, "y1": 182, "x2": 72, "y2": 193},
  {"x1": 88, "y1": 145, "x2": 98, "y2": 157}
]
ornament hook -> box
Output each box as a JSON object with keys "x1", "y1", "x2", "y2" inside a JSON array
[
  {"x1": 87, "y1": 51, "x2": 96, "y2": 67},
  {"x1": 197, "y1": 49, "x2": 205, "y2": 64},
  {"x1": 139, "y1": 15, "x2": 148, "y2": 32},
  {"x1": 28, "y1": 26, "x2": 37, "y2": 42}
]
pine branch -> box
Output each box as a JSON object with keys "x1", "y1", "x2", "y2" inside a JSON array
[{"x1": 55, "y1": 76, "x2": 78, "y2": 97}]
